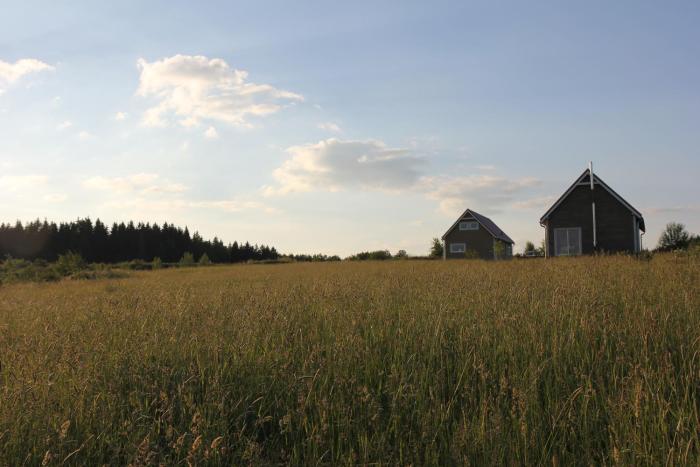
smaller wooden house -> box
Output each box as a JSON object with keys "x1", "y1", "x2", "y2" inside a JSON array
[
  {"x1": 539, "y1": 165, "x2": 645, "y2": 256},
  {"x1": 442, "y1": 209, "x2": 514, "y2": 259}
]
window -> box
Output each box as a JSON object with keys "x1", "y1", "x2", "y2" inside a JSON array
[
  {"x1": 459, "y1": 221, "x2": 479, "y2": 231},
  {"x1": 553, "y1": 227, "x2": 582, "y2": 256},
  {"x1": 450, "y1": 243, "x2": 466, "y2": 253}
]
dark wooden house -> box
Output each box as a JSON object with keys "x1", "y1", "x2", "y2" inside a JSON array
[
  {"x1": 539, "y1": 165, "x2": 645, "y2": 257},
  {"x1": 442, "y1": 209, "x2": 514, "y2": 259}
]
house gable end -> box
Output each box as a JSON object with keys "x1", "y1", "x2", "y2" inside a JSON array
[
  {"x1": 442, "y1": 209, "x2": 514, "y2": 244},
  {"x1": 540, "y1": 169, "x2": 645, "y2": 231}
]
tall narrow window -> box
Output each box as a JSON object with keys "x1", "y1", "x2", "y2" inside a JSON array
[{"x1": 553, "y1": 227, "x2": 582, "y2": 256}]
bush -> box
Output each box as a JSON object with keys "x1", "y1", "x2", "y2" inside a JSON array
[
  {"x1": 53, "y1": 252, "x2": 86, "y2": 276},
  {"x1": 347, "y1": 250, "x2": 392, "y2": 261},
  {"x1": 198, "y1": 253, "x2": 212, "y2": 265},
  {"x1": 179, "y1": 252, "x2": 195, "y2": 267},
  {"x1": 152, "y1": 257, "x2": 162, "y2": 269}
]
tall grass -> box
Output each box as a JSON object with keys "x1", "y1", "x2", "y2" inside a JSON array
[{"x1": 0, "y1": 255, "x2": 698, "y2": 464}]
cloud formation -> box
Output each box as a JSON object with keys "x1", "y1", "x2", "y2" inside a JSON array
[
  {"x1": 204, "y1": 126, "x2": 219, "y2": 139},
  {"x1": 419, "y1": 175, "x2": 541, "y2": 215},
  {"x1": 317, "y1": 122, "x2": 342, "y2": 133},
  {"x1": 0, "y1": 174, "x2": 48, "y2": 192},
  {"x1": 0, "y1": 59, "x2": 54, "y2": 89},
  {"x1": 136, "y1": 54, "x2": 303, "y2": 128},
  {"x1": 83, "y1": 173, "x2": 188, "y2": 195},
  {"x1": 512, "y1": 195, "x2": 557, "y2": 211},
  {"x1": 82, "y1": 172, "x2": 274, "y2": 215},
  {"x1": 264, "y1": 138, "x2": 542, "y2": 215},
  {"x1": 264, "y1": 138, "x2": 422, "y2": 195}
]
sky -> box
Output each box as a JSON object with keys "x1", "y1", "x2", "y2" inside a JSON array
[{"x1": 1, "y1": 1, "x2": 698, "y2": 256}]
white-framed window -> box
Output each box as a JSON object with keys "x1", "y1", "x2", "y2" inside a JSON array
[
  {"x1": 459, "y1": 221, "x2": 479, "y2": 231},
  {"x1": 553, "y1": 227, "x2": 582, "y2": 256},
  {"x1": 450, "y1": 243, "x2": 466, "y2": 253}
]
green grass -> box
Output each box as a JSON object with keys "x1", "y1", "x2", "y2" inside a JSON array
[{"x1": 1, "y1": 255, "x2": 699, "y2": 465}]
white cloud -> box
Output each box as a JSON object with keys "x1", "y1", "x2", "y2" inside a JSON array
[
  {"x1": 83, "y1": 173, "x2": 188, "y2": 195},
  {"x1": 204, "y1": 126, "x2": 219, "y2": 139},
  {"x1": 43, "y1": 193, "x2": 68, "y2": 203},
  {"x1": 191, "y1": 199, "x2": 276, "y2": 213},
  {"x1": 82, "y1": 172, "x2": 273, "y2": 215},
  {"x1": 0, "y1": 58, "x2": 54, "y2": 87},
  {"x1": 264, "y1": 138, "x2": 542, "y2": 215},
  {"x1": 78, "y1": 130, "x2": 94, "y2": 141},
  {"x1": 56, "y1": 120, "x2": 73, "y2": 130},
  {"x1": 114, "y1": 111, "x2": 128, "y2": 121},
  {"x1": 263, "y1": 138, "x2": 422, "y2": 196},
  {"x1": 317, "y1": 122, "x2": 342, "y2": 133},
  {"x1": 0, "y1": 174, "x2": 48, "y2": 192},
  {"x1": 512, "y1": 195, "x2": 557, "y2": 211},
  {"x1": 136, "y1": 54, "x2": 303, "y2": 128},
  {"x1": 421, "y1": 175, "x2": 542, "y2": 215},
  {"x1": 645, "y1": 205, "x2": 700, "y2": 215}
]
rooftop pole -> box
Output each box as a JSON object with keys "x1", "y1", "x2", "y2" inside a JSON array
[{"x1": 590, "y1": 161, "x2": 597, "y2": 249}]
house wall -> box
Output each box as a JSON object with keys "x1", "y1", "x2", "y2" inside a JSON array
[
  {"x1": 546, "y1": 184, "x2": 637, "y2": 255},
  {"x1": 444, "y1": 217, "x2": 497, "y2": 259}
]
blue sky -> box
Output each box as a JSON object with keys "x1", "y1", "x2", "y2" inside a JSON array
[{"x1": 1, "y1": 1, "x2": 698, "y2": 255}]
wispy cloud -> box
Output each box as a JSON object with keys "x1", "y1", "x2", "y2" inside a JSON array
[
  {"x1": 78, "y1": 130, "x2": 94, "y2": 141},
  {"x1": 204, "y1": 126, "x2": 219, "y2": 139},
  {"x1": 83, "y1": 173, "x2": 188, "y2": 195},
  {"x1": 114, "y1": 111, "x2": 128, "y2": 121},
  {"x1": 645, "y1": 205, "x2": 700, "y2": 215},
  {"x1": 420, "y1": 175, "x2": 542, "y2": 215},
  {"x1": 43, "y1": 193, "x2": 68, "y2": 203},
  {"x1": 317, "y1": 122, "x2": 342, "y2": 133},
  {"x1": 0, "y1": 58, "x2": 54, "y2": 90},
  {"x1": 136, "y1": 54, "x2": 303, "y2": 128},
  {"x1": 56, "y1": 120, "x2": 73, "y2": 130},
  {"x1": 512, "y1": 195, "x2": 557, "y2": 211},
  {"x1": 0, "y1": 174, "x2": 48, "y2": 192}
]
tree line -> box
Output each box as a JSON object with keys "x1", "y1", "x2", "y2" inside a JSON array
[{"x1": 0, "y1": 218, "x2": 279, "y2": 264}]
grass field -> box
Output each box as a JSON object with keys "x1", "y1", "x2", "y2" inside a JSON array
[{"x1": 1, "y1": 255, "x2": 699, "y2": 465}]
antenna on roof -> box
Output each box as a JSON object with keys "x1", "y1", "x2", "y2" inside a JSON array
[{"x1": 590, "y1": 161, "x2": 597, "y2": 248}]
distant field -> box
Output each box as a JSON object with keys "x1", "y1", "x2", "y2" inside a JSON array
[{"x1": 1, "y1": 256, "x2": 699, "y2": 465}]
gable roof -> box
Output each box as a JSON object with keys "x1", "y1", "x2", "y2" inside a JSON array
[
  {"x1": 442, "y1": 209, "x2": 515, "y2": 244},
  {"x1": 539, "y1": 168, "x2": 645, "y2": 231}
]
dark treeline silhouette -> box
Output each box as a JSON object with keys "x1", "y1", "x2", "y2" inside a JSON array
[{"x1": 0, "y1": 218, "x2": 278, "y2": 263}]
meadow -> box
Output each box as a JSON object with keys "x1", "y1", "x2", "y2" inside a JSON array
[{"x1": 0, "y1": 255, "x2": 699, "y2": 465}]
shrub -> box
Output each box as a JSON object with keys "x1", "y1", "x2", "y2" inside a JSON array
[
  {"x1": 347, "y1": 250, "x2": 392, "y2": 261},
  {"x1": 152, "y1": 257, "x2": 162, "y2": 269},
  {"x1": 198, "y1": 253, "x2": 212, "y2": 265},
  {"x1": 53, "y1": 252, "x2": 86, "y2": 276},
  {"x1": 429, "y1": 238, "x2": 443, "y2": 258},
  {"x1": 179, "y1": 252, "x2": 195, "y2": 267}
]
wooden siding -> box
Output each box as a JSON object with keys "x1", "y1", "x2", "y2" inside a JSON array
[
  {"x1": 444, "y1": 217, "x2": 496, "y2": 259},
  {"x1": 546, "y1": 184, "x2": 637, "y2": 255}
]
